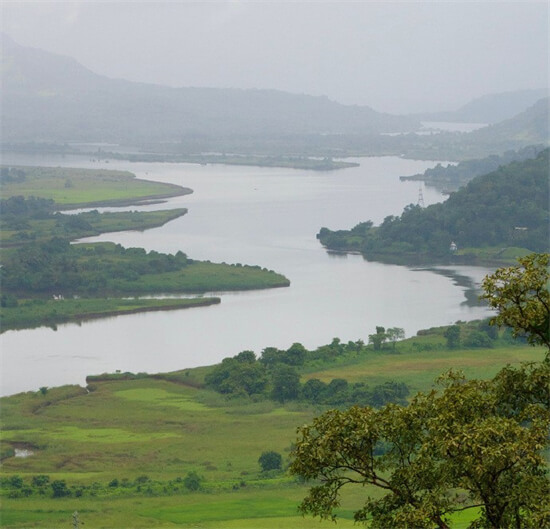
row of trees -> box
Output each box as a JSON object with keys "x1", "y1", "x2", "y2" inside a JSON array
[
  {"x1": 291, "y1": 253, "x2": 550, "y2": 529},
  {"x1": 204, "y1": 345, "x2": 410, "y2": 407},
  {"x1": 2, "y1": 472, "x2": 203, "y2": 499}
]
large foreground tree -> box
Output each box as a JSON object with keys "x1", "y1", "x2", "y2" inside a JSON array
[
  {"x1": 481, "y1": 252, "x2": 549, "y2": 351},
  {"x1": 291, "y1": 253, "x2": 550, "y2": 529}
]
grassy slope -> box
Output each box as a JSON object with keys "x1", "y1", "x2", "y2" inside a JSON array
[
  {"x1": 0, "y1": 332, "x2": 544, "y2": 528},
  {"x1": 1, "y1": 165, "x2": 190, "y2": 208}
]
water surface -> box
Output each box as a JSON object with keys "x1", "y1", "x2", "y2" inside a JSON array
[{"x1": 0, "y1": 155, "x2": 492, "y2": 395}]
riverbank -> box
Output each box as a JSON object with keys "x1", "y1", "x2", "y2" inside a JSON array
[
  {"x1": 0, "y1": 297, "x2": 221, "y2": 333},
  {"x1": 325, "y1": 246, "x2": 533, "y2": 267},
  {"x1": 1, "y1": 245, "x2": 290, "y2": 333}
]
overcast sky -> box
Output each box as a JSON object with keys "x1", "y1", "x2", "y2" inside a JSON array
[{"x1": 1, "y1": 1, "x2": 548, "y2": 113}]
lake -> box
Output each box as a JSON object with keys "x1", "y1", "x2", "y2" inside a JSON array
[{"x1": 0, "y1": 155, "x2": 492, "y2": 395}]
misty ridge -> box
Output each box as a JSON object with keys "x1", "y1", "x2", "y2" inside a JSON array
[
  {"x1": 0, "y1": 34, "x2": 415, "y2": 142},
  {"x1": 1, "y1": 33, "x2": 548, "y2": 160}
]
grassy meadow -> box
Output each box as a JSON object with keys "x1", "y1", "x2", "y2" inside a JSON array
[
  {"x1": 1, "y1": 328, "x2": 545, "y2": 528},
  {"x1": 1, "y1": 165, "x2": 190, "y2": 208}
]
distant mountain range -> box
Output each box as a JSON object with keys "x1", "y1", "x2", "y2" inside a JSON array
[
  {"x1": 2, "y1": 34, "x2": 547, "y2": 159},
  {"x1": 0, "y1": 35, "x2": 418, "y2": 144},
  {"x1": 414, "y1": 88, "x2": 548, "y2": 124}
]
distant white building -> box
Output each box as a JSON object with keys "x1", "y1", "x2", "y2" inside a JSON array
[{"x1": 450, "y1": 241, "x2": 457, "y2": 252}]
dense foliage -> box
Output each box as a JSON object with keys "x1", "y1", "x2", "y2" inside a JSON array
[
  {"x1": 291, "y1": 254, "x2": 550, "y2": 529},
  {"x1": 318, "y1": 149, "x2": 549, "y2": 260},
  {"x1": 291, "y1": 364, "x2": 550, "y2": 529},
  {"x1": 1, "y1": 473, "x2": 204, "y2": 499},
  {"x1": 401, "y1": 144, "x2": 545, "y2": 191},
  {"x1": 1, "y1": 238, "x2": 189, "y2": 295},
  {"x1": 204, "y1": 341, "x2": 410, "y2": 407},
  {"x1": 482, "y1": 253, "x2": 549, "y2": 351}
]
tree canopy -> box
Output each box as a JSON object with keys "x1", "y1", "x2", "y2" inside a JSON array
[
  {"x1": 291, "y1": 366, "x2": 549, "y2": 529},
  {"x1": 291, "y1": 253, "x2": 550, "y2": 529},
  {"x1": 481, "y1": 252, "x2": 549, "y2": 351}
]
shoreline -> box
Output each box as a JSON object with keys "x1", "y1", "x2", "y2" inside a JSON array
[
  {"x1": 0, "y1": 297, "x2": 221, "y2": 334},
  {"x1": 55, "y1": 186, "x2": 193, "y2": 210}
]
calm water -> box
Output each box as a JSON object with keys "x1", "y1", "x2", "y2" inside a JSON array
[{"x1": 0, "y1": 155, "x2": 492, "y2": 395}]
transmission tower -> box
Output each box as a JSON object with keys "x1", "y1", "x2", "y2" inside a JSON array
[{"x1": 417, "y1": 185, "x2": 425, "y2": 208}]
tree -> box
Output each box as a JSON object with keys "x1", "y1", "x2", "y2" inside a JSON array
[
  {"x1": 51, "y1": 479, "x2": 70, "y2": 498},
  {"x1": 290, "y1": 367, "x2": 550, "y2": 529},
  {"x1": 386, "y1": 327, "x2": 405, "y2": 350},
  {"x1": 183, "y1": 471, "x2": 202, "y2": 491},
  {"x1": 285, "y1": 342, "x2": 307, "y2": 365},
  {"x1": 291, "y1": 254, "x2": 550, "y2": 528},
  {"x1": 9, "y1": 475, "x2": 23, "y2": 489},
  {"x1": 443, "y1": 325, "x2": 460, "y2": 349},
  {"x1": 301, "y1": 378, "x2": 327, "y2": 403},
  {"x1": 271, "y1": 365, "x2": 300, "y2": 402},
  {"x1": 368, "y1": 326, "x2": 387, "y2": 350},
  {"x1": 258, "y1": 450, "x2": 282, "y2": 472},
  {"x1": 481, "y1": 253, "x2": 549, "y2": 352}
]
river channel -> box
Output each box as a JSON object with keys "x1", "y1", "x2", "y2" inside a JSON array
[{"x1": 0, "y1": 155, "x2": 493, "y2": 395}]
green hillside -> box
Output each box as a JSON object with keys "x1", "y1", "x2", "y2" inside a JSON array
[{"x1": 318, "y1": 149, "x2": 549, "y2": 264}]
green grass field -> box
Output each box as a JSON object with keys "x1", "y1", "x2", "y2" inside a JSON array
[
  {"x1": 1, "y1": 165, "x2": 190, "y2": 208},
  {"x1": 303, "y1": 341, "x2": 544, "y2": 393},
  {"x1": 0, "y1": 329, "x2": 544, "y2": 528}
]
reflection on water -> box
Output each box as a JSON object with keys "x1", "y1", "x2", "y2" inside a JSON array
[{"x1": 417, "y1": 266, "x2": 489, "y2": 307}]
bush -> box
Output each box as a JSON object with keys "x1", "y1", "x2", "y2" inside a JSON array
[
  {"x1": 9, "y1": 475, "x2": 23, "y2": 488},
  {"x1": 183, "y1": 471, "x2": 202, "y2": 491},
  {"x1": 463, "y1": 330, "x2": 494, "y2": 348},
  {"x1": 51, "y1": 480, "x2": 70, "y2": 498},
  {"x1": 258, "y1": 450, "x2": 282, "y2": 472},
  {"x1": 32, "y1": 475, "x2": 50, "y2": 487}
]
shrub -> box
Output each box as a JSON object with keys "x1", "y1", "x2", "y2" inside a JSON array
[
  {"x1": 51, "y1": 480, "x2": 70, "y2": 498},
  {"x1": 258, "y1": 450, "x2": 282, "y2": 472},
  {"x1": 183, "y1": 471, "x2": 202, "y2": 491}
]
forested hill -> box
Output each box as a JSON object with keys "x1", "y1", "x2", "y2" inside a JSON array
[
  {"x1": 318, "y1": 149, "x2": 549, "y2": 263},
  {"x1": 0, "y1": 35, "x2": 417, "y2": 143},
  {"x1": 400, "y1": 145, "x2": 546, "y2": 192}
]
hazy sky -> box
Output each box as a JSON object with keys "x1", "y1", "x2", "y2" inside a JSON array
[{"x1": 1, "y1": 1, "x2": 548, "y2": 113}]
